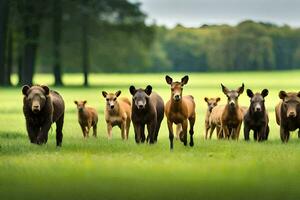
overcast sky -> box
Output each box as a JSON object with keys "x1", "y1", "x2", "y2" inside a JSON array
[{"x1": 133, "y1": 0, "x2": 300, "y2": 28}]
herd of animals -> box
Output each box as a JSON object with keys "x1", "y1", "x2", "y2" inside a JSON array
[{"x1": 21, "y1": 75, "x2": 300, "y2": 149}]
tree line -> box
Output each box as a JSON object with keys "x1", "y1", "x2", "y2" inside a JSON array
[{"x1": 1, "y1": 1, "x2": 300, "y2": 86}]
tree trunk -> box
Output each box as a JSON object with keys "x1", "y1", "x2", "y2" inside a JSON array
[
  {"x1": 81, "y1": 8, "x2": 89, "y2": 87},
  {"x1": 17, "y1": 44, "x2": 23, "y2": 86},
  {"x1": 0, "y1": 0, "x2": 9, "y2": 86},
  {"x1": 20, "y1": 24, "x2": 40, "y2": 86},
  {"x1": 19, "y1": 2, "x2": 41, "y2": 86},
  {"x1": 5, "y1": 28, "x2": 12, "y2": 86},
  {"x1": 53, "y1": 0, "x2": 63, "y2": 86}
]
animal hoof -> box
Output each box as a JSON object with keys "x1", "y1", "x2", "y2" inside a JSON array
[{"x1": 189, "y1": 142, "x2": 194, "y2": 147}]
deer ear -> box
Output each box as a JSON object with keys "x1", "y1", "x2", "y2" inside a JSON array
[
  {"x1": 221, "y1": 84, "x2": 229, "y2": 95},
  {"x1": 165, "y1": 75, "x2": 173, "y2": 85},
  {"x1": 145, "y1": 85, "x2": 152, "y2": 96},
  {"x1": 22, "y1": 85, "x2": 30, "y2": 96},
  {"x1": 74, "y1": 101, "x2": 78, "y2": 105},
  {"x1": 181, "y1": 75, "x2": 189, "y2": 85},
  {"x1": 261, "y1": 89, "x2": 269, "y2": 98},
  {"x1": 115, "y1": 90, "x2": 121, "y2": 97},
  {"x1": 237, "y1": 83, "x2": 244, "y2": 94},
  {"x1": 83, "y1": 100, "x2": 87, "y2": 105},
  {"x1": 204, "y1": 97, "x2": 208, "y2": 103},
  {"x1": 102, "y1": 91, "x2": 107, "y2": 98},
  {"x1": 279, "y1": 91, "x2": 287, "y2": 100},
  {"x1": 41, "y1": 85, "x2": 50, "y2": 95},
  {"x1": 129, "y1": 86, "x2": 136, "y2": 96},
  {"x1": 216, "y1": 97, "x2": 221, "y2": 102},
  {"x1": 247, "y1": 89, "x2": 254, "y2": 98}
]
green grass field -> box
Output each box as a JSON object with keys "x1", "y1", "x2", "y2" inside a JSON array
[{"x1": 1, "y1": 71, "x2": 300, "y2": 200}]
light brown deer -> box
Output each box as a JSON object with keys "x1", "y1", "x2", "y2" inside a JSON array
[
  {"x1": 220, "y1": 84, "x2": 244, "y2": 140},
  {"x1": 74, "y1": 100, "x2": 98, "y2": 138},
  {"x1": 102, "y1": 90, "x2": 131, "y2": 140},
  {"x1": 204, "y1": 97, "x2": 221, "y2": 139},
  {"x1": 165, "y1": 75, "x2": 196, "y2": 149}
]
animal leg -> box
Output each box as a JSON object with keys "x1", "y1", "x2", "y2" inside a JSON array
[
  {"x1": 86, "y1": 126, "x2": 90, "y2": 138},
  {"x1": 244, "y1": 125, "x2": 250, "y2": 141},
  {"x1": 121, "y1": 121, "x2": 126, "y2": 140},
  {"x1": 265, "y1": 125, "x2": 269, "y2": 140},
  {"x1": 182, "y1": 120, "x2": 188, "y2": 146},
  {"x1": 154, "y1": 120, "x2": 162, "y2": 142},
  {"x1": 209, "y1": 124, "x2": 216, "y2": 139},
  {"x1": 176, "y1": 124, "x2": 182, "y2": 140},
  {"x1": 56, "y1": 114, "x2": 64, "y2": 146},
  {"x1": 189, "y1": 117, "x2": 195, "y2": 147},
  {"x1": 92, "y1": 124, "x2": 97, "y2": 138},
  {"x1": 258, "y1": 126, "x2": 266, "y2": 142},
  {"x1": 133, "y1": 123, "x2": 141, "y2": 143},
  {"x1": 126, "y1": 118, "x2": 131, "y2": 140},
  {"x1": 107, "y1": 123, "x2": 113, "y2": 139},
  {"x1": 26, "y1": 122, "x2": 39, "y2": 144},
  {"x1": 167, "y1": 120, "x2": 174, "y2": 150},
  {"x1": 140, "y1": 125, "x2": 145, "y2": 143},
  {"x1": 205, "y1": 122, "x2": 210, "y2": 139},
  {"x1": 147, "y1": 121, "x2": 156, "y2": 144},
  {"x1": 253, "y1": 131, "x2": 258, "y2": 141},
  {"x1": 216, "y1": 126, "x2": 223, "y2": 139},
  {"x1": 235, "y1": 123, "x2": 242, "y2": 140},
  {"x1": 223, "y1": 126, "x2": 230, "y2": 139},
  {"x1": 37, "y1": 120, "x2": 52, "y2": 144},
  {"x1": 280, "y1": 126, "x2": 290, "y2": 143}
]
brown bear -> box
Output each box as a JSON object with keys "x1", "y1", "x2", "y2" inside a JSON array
[
  {"x1": 275, "y1": 91, "x2": 300, "y2": 142},
  {"x1": 22, "y1": 85, "x2": 65, "y2": 146},
  {"x1": 129, "y1": 85, "x2": 164, "y2": 144}
]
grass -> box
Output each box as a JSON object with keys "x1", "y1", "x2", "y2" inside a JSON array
[{"x1": 1, "y1": 70, "x2": 300, "y2": 200}]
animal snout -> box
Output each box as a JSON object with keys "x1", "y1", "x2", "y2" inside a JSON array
[
  {"x1": 288, "y1": 111, "x2": 297, "y2": 118},
  {"x1": 32, "y1": 105, "x2": 40, "y2": 112},
  {"x1": 174, "y1": 95, "x2": 181, "y2": 101},
  {"x1": 110, "y1": 105, "x2": 114, "y2": 109},
  {"x1": 255, "y1": 105, "x2": 261, "y2": 112},
  {"x1": 137, "y1": 101, "x2": 145, "y2": 109},
  {"x1": 230, "y1": 101, "x2": 235, "y2": 106}
]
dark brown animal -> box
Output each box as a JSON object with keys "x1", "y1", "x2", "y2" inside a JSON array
[
  {"x1": 74, "y1": 100, "x2": 98, "y2": 138},
  {"x1": 22, "y1": 85, "x2": 65, "y2": 146},
  {"x1": 244, "y1": 89, "x2": 269, "y2": 141},
  {"x1": 165, "y1": 75, "x2": 196, "y2": 149},
  {"x1": 102, "y1": 90, "x2": 131, "y2": 140},
  {"x1": 220, "y1": 83, "x2": 244, "y2": 140},
  {"x1": 129, "y1": 85, "x2": 164, "y2": 144},
  {"x1": 275, "y1": 91, "x2": 300, "y2": 142},
  {"x1": 204, "y1": 97, "x2": 221, "y2": 139}
]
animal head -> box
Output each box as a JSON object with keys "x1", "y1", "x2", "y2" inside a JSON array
[
  {"x1": 22, "y1": 85, "x2": 50, "y2": 114},
  {"x1": 102, "y1": 90, "x2": 121, "y2": 110},
  {"x1": 129, "y1": 85, "x2": 152, "y2": 110},
  {"x1": 165, "y1": 75, "x2": 189, "y2": 102},
  {"x1": 247, "y1": 89, "x2": 268, "y2": 113},
  {"x1": 204, "y1": 97, "x2": 221, "y2": 112},
  {"x1": 221, "y1": 83, "x2": 244, "y2": 109},
  {"x1": 279, "y1": 91, "x2": 300, "y2": 118},
  {"x1": 74, "y1": 100, "x2": 87, "y2": 112}
]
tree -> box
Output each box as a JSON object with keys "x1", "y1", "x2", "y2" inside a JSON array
[
  {"x1": 0, "y1": 0, "x2": 9, "y2": 86},
  {"x1": 52, "y1": 0, "x2": 63, "y2": 86}
]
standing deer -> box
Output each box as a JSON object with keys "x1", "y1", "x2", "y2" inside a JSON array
[
  {"x1": 165, "y1": 75, "x2": 196, "y2": 149},
  {"x1": 220, "y1": 83, "x2": 244, "y2": 140}
]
